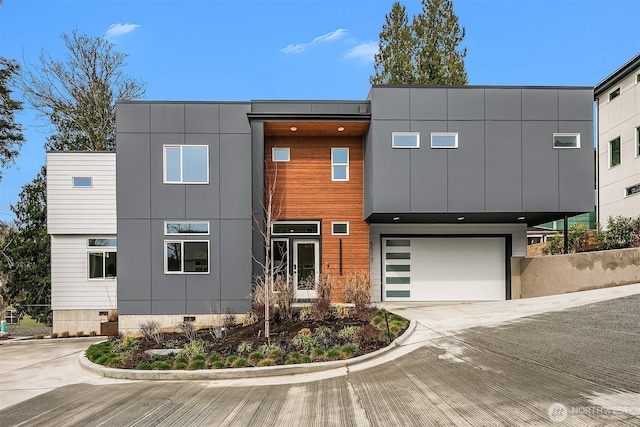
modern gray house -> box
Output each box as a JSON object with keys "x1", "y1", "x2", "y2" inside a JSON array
[{"x1": 48, "y1": 85, "x2": 594, "y2": 333}]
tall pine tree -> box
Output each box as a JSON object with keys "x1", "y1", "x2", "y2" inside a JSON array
[
  {"x1": 371, "y1": 0, "x2": 468, "y2": 85},
  {"x1": 0, "y1": 58, "x2": 25, "y2": 182}
]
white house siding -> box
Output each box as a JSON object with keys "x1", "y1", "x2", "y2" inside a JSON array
[
  {"x1": 47, "y1": 152, "x2": 116, "y2": 234},
  {"x1": 597, "y1": 64, "x2": 640, "y2": 221},
  {"x1": 50, "y1": 235, "x2": 117, "y2": 310},
  {"x1": 369, "y1": 223, "x2": 527, "y2": 302},
  {"x1": 47, "y1": 152, "x2": 117, "y2": 333}
]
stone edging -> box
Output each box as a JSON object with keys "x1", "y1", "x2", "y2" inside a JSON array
[{"x1": 79, "y1": 319, "x2": 416, "y2": 380}]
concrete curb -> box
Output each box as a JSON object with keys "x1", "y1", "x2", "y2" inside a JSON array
[
  {"x1": 0, "y1": 336, "x2": 103, "y2": 346},
  {"x1": 79, "y1": 319, "x2": 417, "y2": 380}
]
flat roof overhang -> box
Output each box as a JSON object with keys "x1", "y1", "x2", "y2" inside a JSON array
[
  {"x1": 366, "y1": 212, "x2": 590, "y2": 228},
  {"x1": 262, "y1": 120, "x2": 370, "y2": 137}
]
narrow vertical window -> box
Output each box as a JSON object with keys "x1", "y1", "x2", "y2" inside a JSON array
[
  {"x1": 636, "y1": 127, "x2": 640, "y2": 157},
  {"x1": 331, "y1": 148, "x2": 349, "y2": 181},
  {"x1": 609, "y1": 137, "x2": 621, "y2": 167}
]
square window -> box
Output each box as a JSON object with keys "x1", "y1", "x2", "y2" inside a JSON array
[
  {"x1": 431, "y1": 132, "x2": 458, "y2": 148},
  {"x1": 331, "y1": 222, "x2": 349, "y2": 235},
  {"x1": 609, "y1": 88, "x2": 620, "y2": 101},
  {"x1": 272, "y1": 147, "x2": 290, "y2": 162},
  {"x1": 165, "y1": 222, "x2": 209, "y2": 235},
  {"x1": 163, "y1": 145, "x2": 209, "y2": 184},
  {"x1": 392, "y1": 132, "x2": 420, "y2": 148},
  {"x1": 331, "y1": 148, "x2": 349, "y2": 181},
  {"x1": 609, "y1": 137, "x2": 621, "y2": 167},
  {"x1": 165, "y1": 241, "x2": 209, "y2": 274},
  {"x1": 553, "y1": 133, "x2": 580, "y2": 149},
  {"x1": 73, "y1": 177, "x2": 92, "y2": 187},
  {"x1": 4, "y1": 309, "x2": 19, "y2": 325},
  {"x1": 88, "y1": 251, "x2": 117, "y2": 279}
]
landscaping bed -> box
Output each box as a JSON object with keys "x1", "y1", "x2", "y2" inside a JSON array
[{"x1": 86, "y1": 308, "x2": 408, "y2": 370}]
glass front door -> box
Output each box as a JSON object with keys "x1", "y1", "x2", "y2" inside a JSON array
[{"x1": 293, "y1": 240, "x2": 319, "y2": 300}]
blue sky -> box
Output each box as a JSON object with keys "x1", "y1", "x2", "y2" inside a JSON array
[{"x1": 1, "y1": 0, "x2": 639, "y2": 221}]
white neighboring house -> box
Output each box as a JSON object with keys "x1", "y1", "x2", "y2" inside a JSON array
[
  {"x1": 595, "y1": 53, "x2": 640, "y2": 222},
  {"x1": 47, "y1": 152, "x2": 117, "y2": 334}
]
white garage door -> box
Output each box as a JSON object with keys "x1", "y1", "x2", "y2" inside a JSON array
[{"x1": 383, "y1": 237, "x2": 506, "y2": 301}]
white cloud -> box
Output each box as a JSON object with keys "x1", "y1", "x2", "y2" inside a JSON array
[
  {"x1": 105, "y1": 23, "x2": 140, "y2": 39},
  {"x1": 343, "y1": 41, "x2": 378, "y2": 64},
  {"x1": 280, "y1": 29, "x2": 347, "y2": 54}
]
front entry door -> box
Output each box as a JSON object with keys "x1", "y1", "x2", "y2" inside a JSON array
[{"x1": 293, "y1": 240, "x2": 319, "y2": 300}]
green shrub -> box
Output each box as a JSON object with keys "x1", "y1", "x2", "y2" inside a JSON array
[
  {"x1": 284, "y1": 358, "x2": 299, "y2": 365},
  {"x1": 301, "y1": 355, "x2": 312, "y2": 363},
  {"x1": 597, "y1": 216, "x2": 640, "y2": 250},
  {"x1": 135, "y1": 363, "x2": 151, "y2": 370},
  {"x1": 206, "y1": 353, "x2": 222, "y2": 367},
  {"x1": 86, "y1": 342, "x2": 111, "y2": 361},
  {"x1": 257, "y1": 358, "x2": 274, "y2": 367},
  {"x1": 187, "y1": 359, "x2": 206, "y2": 370},
  {"x1": 105, "y1": 357, "x2": 121, "y2": 368},
  {"x1": 340, "y1": 343, "x2": 358, "y2": 357},
  {"x1": 292, "y1": 333, "x2": 319, "y2": 353},
  {"x1": 311, "y1": 347, "x2": 325, "y2": 360},
  {"x1": 337, "y1": 326, "x2": 359, "y2": 340},
  {"x1": 232, "y1": 358, "x2": 248, "y2": 368},
  {"x1": 248, "y1": 351, "x2": 264, "y2": 363},
  {"x1": 151, "y1": 361, "x2": 173, "y2": 370},
  {"x1": 326, "y1": 347, "x2": 341, "y2": 360},
  {"x1": 237, "y1": 341, "x2": 252, "y2": 354},
  {"x1": 225, "y1": 355, "x2": 238, "y2": 367},
  {"x1": 212, "y1": 361, "x2": 225, "y2": 369},
  {"x1": 173, "y1": 360, "x2": 188, "y2": 370},
  {"x1": 179, "y1": 340, "x2": 207, "y2": 359}
]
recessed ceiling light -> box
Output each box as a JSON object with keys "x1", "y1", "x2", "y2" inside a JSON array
[
  {"x1": 517, "y1": 216, "x2": 525, "y2": 221},
  {"x1": 290, "y1": 126, "x2": 297, "y2": 132},
  {"x1": 337, "y1": 126, "x2": 345, "y2": 132},
  {"x1": 392, "y1": 216, "x2": 400, "y2": 221},
  {"x1": 457, "y1": 216, "x2": 465, "y2": 221}
]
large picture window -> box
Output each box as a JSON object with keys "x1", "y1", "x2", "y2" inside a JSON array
[
  {"x1": 165, "y1": 241, "x2": 209, "y2": 273},
  {"x1": 164, "y1": 145, "x2": 209, "y2": 184},
  {"x1": 331, "y1": 148, "x2": 349, "y2": 181}
]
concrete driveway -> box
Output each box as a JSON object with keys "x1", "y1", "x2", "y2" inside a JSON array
[{"x1": 1, "y1": 284, "x2": 639, "y2": 426}]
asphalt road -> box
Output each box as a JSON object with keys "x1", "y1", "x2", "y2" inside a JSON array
[{"x1": 1, "y1": 291, "x2": 639, "y2": 426}]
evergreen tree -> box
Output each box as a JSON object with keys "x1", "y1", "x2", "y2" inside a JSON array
[
  {"x1": 0, "y1": 58, "x2": 25, "y2": 182},
  {"x1": 0, "y1": 167, "x2": 52, "y2": 325},
  {"x1": 371, "y1": 0, "x2": 468, "y2": 85},
  {"x1": 371, "y1": 2, "x2": 415, "y2": 85}
]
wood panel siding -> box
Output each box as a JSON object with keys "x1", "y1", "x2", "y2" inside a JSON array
[{"x1": 266, "y1": 136, "x2": 369, "y2": 301}]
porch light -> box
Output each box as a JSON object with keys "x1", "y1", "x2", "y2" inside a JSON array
[
  {"x1": 517, "y1": 216, "x2": 525, "y2": 221},
  {"x1": 457, "y1": 216, "x2": 465, "y2": 221},
  {"x1": 337, "y1": 126, "x2": 345, "y2": 132},
  {"x1": 392, "y1": 217, "x2": 400, "y2": 221},
  {"x1": 290, "y1": 126, "x2": 297, "y2": 132}
]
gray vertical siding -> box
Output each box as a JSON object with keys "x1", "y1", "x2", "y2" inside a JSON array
[
  {"x1": 365, "y1": 86, "x2": 594, "y2": 218},
  {"x1": 116, "y1": 102, "x2": 253, "y2": 316}
]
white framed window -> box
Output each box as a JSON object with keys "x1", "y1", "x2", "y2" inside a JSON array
[
  {"x1": 87, "y1": 238, "x2": 117, "y2": 280},
  {"x1": 73, "y1": 177, "x2": 93, "y2": 188},
  {"x1": 164, "y1": 145, "x2": 209, "y2": 184},
  {"x1": 331, "y1": 222, "x2": 349, "y2": 235},
  {"x1": 165, "y1": 221, "x2": 209, "y2": 235},
  {"x1": 392, "y1": 132, "x2": 420, "y2": 148},
  {"x1": 553, "y1": 133, "x2": 580, "y2": 149},
  {"x1": 165, "y1": 240, "x2": 210, "y2": 274},
  {"x1": 431, "y1": 132, "x2": 458, "y2": 148},
  {"x1": 272, "y1": 221, "x2": 320, "y2": 236},
  {"x1": 609, "y1": 87, "x2": 620, "y2": 101},
  {"x1": 331, "y1": 148, "x2": 349, "y2": 181},
  {"x1": 625, "y1": 183, "x2": 640, "y2": 197},
  {"x1": 88, "y1": 252, "x2": 117, "y2": 279},
  {"x1": 610, "y1": 137, "x2": 621, "y2": 168},
  {"x1": 272, "y1": 147, "x2": 290, "y2": 162},
  {"x1": 4, "y1": 309, "x2": 19, "y2": 325}
]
